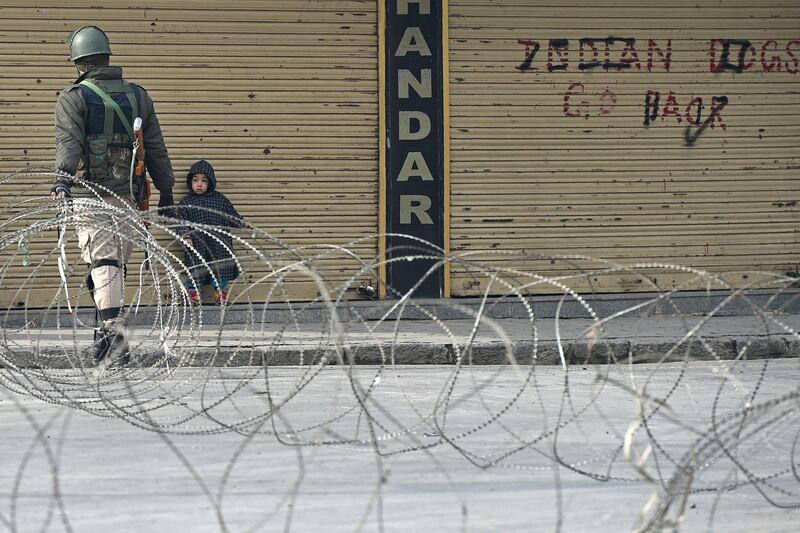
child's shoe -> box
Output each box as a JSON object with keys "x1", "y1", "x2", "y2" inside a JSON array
[
  {"x1": 215, "y1": 290, "x2": 229, "y2": 306},
  {"x1": 188, "y1": 290, "x2": 200, "y2": 305}
]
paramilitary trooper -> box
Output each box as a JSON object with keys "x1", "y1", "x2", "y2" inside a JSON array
[{"x1": 51, "y1": 25, "x2": 176, "y2": 365}]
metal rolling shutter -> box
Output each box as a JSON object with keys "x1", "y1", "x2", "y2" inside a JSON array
[
  {"x1": 448, "y1": 0, "x2": 800, "y2": 296},
  {"x1": 0, "y1": 0, "x2": 378, "y2": 307}
]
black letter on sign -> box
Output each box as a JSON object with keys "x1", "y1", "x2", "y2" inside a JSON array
[
  {"x1": 604, "y1": 37, "x2": 636, "y2": 69},
  {"x1": 643, "y1": 90, "x2": 660, "y2": 127},
  {"x1": 578, "y1": 38, "x2": 601, "y2": 70},
  {"x1": 684, "y1": 96, "x2": 728, "y2": 145},
  {"x1": 547, "y1": 39, "x2": 569, "y2": 72},
  {"x1": 714, "y1": 39, "x2": 751, "y2": 73},
  {"x1": 516, "y1": 40, "x2": 540, "y2": 71}
]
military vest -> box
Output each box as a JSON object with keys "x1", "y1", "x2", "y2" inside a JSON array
[{"x1": 77, "y1": 78, "x2": 141, "y2": 196}]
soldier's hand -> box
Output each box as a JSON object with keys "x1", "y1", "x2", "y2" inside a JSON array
[
  {"x1": 50, "y1": 177, "x2": 72, "y2": 200},
  {"x1": 157, "y1": 191, "x2": 174, "y2": 217}
]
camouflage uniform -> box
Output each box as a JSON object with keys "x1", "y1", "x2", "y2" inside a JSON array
[{"x1": 54, "y1": 66, "x2": 175, "y2": 321}]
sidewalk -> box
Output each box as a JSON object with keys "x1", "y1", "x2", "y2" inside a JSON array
[{"x1": 3, "y1": 312, "x2": 799, "y2": 368}]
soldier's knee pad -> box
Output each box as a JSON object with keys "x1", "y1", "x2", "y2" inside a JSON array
[{"x1": 85, "y1": 259, "x2": 125, "y2": 298}]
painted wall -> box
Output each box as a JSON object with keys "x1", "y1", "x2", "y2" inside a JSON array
[{"x1": 448, "y1": 0, "x2": 800, "y2": 295}]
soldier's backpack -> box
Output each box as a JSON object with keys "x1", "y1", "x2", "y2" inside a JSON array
[{"x1": 78, "y1": 79, "x2": 145, "y2": 203}]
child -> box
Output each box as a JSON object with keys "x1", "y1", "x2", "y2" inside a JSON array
[{"x1": 176, "y1": 160, "x2": 251, "y2": 305}]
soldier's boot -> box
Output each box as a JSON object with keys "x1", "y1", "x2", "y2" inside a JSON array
[{"x1": 92, "y1": 319, "x2": 130, "y2": 366}]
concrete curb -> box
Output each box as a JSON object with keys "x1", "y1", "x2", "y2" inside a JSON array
[{"x1": 8, "y1": 335, "x2": 798, "y2": 369}]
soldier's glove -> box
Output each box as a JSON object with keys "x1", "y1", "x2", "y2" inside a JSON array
[
  {"x1": 50, "y1": 177, "x2": 72, "y2": 199},
  {"x1": 157, "y1": 191, "x2": 175, "y2": 217}
]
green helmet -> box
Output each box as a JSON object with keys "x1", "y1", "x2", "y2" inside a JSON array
[{"x1": 67, "y1": 25, "x2": 112, "y2": 62}]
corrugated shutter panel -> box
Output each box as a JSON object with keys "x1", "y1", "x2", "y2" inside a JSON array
[
  {"x1": 0, "y1": 0, "x2": 378, "y2": 306},
  {"x1": 448, "y1": 0, "x2": 800, "y2": 295}
]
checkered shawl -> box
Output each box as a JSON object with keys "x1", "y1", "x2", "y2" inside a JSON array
[{"x1": 177, "y1": 162, "x2": 246, "y2": 283}]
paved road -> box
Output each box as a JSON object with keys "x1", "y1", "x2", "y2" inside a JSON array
[{"x1": 0, "y1": 361, "x2": 798, "y2": 532}]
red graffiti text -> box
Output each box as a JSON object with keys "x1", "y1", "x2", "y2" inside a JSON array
[
  {"x1": 517, "y1": 37, "x2": 672, "y2": 72},
  {"x1": 562, "y1": 83, "x2": 618, "y2": 118},
  {"x1": 709, "y1": 39, "x2": 800, "y2": 73}
]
